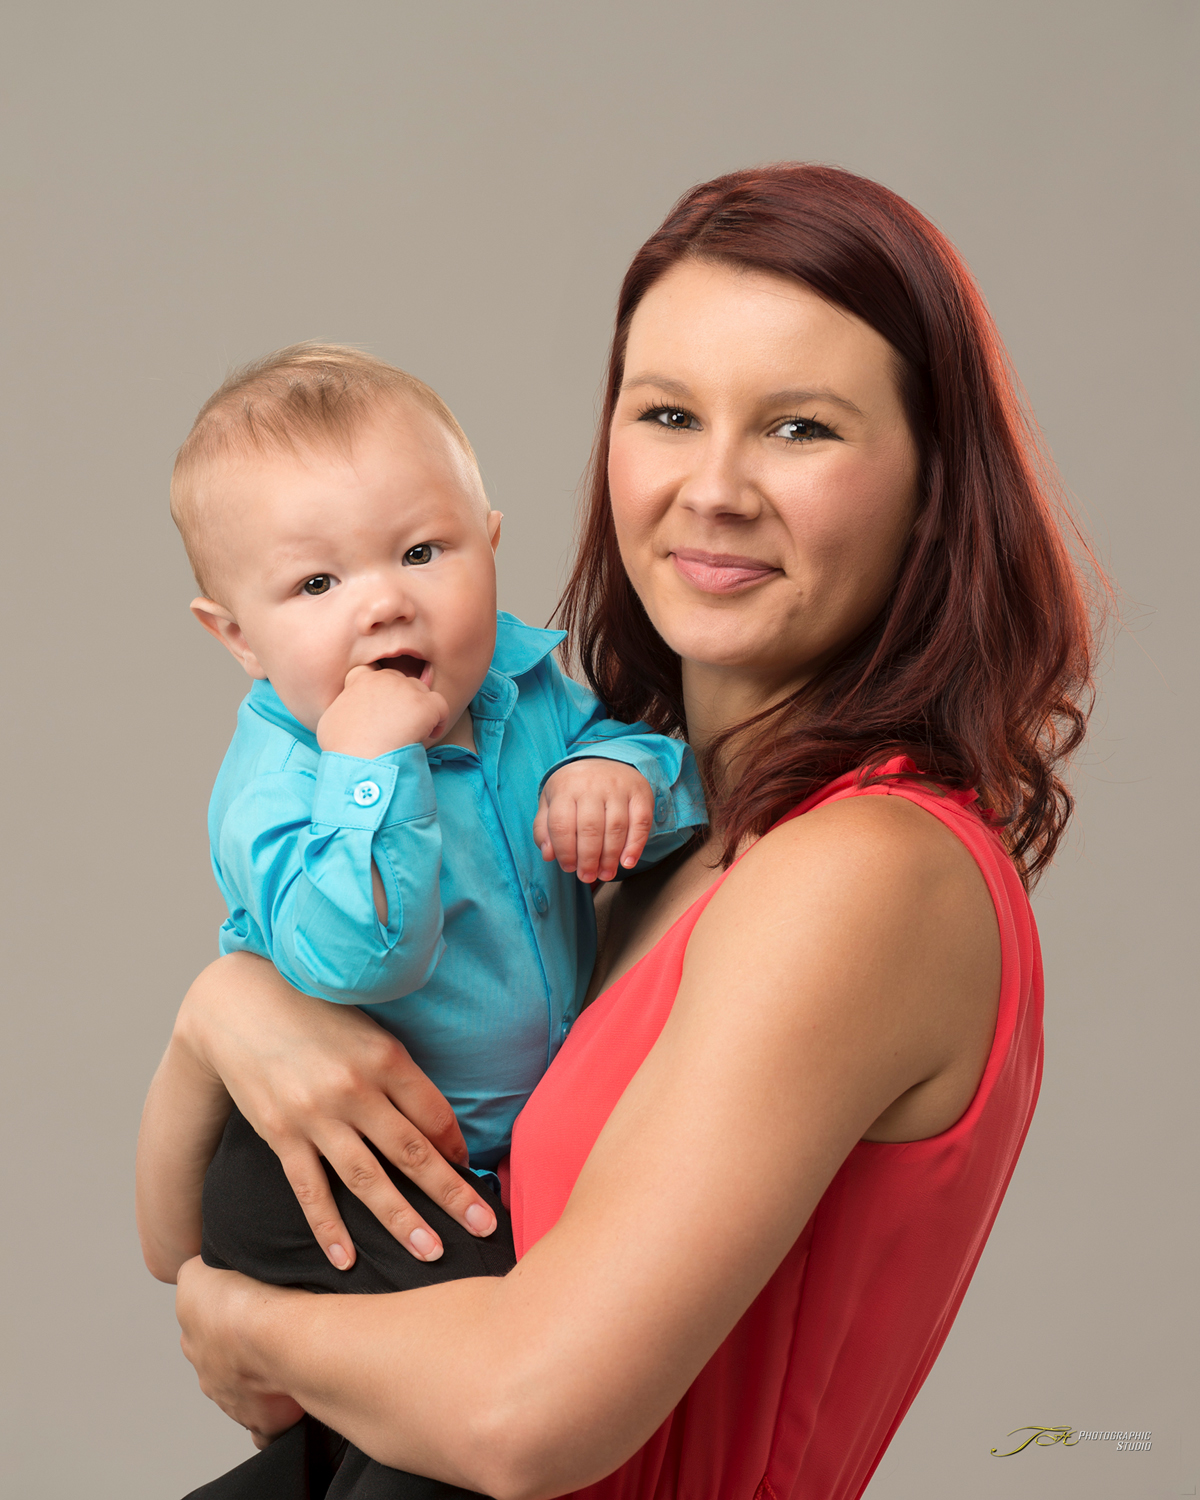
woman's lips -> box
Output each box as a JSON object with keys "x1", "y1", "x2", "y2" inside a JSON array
[{"x1": 670, "y1": 549, "x2": 780, "y2": 594}]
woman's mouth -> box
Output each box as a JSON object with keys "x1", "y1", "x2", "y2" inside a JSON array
[
  {"x1": 670, "y1": 549, "x2": 780, "y2": 595},
  {"x1": 373, "y1": 654, "x2": 431, "y2": 682}
]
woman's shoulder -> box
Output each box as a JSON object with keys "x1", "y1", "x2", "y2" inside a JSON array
[
  {"x1": 723, "y1": 786, "x2": 992, "y2": 929},
  {"x1": 679, "y1": 788, "x2": 1003, "y2": 1142}
]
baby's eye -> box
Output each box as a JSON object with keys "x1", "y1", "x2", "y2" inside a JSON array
[
  {"x1": 302, "y1": 575, "x2": 333, "y2": 595},
  {"x1": 403, "y1": 543, "x2": 443, "y2": 565},
  {"x1": 770, "y1": 416, "x2": 835, "y2": 444}
]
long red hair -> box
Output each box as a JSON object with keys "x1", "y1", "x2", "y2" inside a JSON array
[{"x1": 556, "y1": 164, "x2": 1098, "y2": 885}]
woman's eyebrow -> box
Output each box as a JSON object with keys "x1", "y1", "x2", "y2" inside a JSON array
[
  {"x1": 621, "y1": 373, "x2": 863, "y2": 416},
  {"x1": 761, "y1": 387, "x2": 864, "y2": 416},
  {"x1": 621, "y1": 373, "x2": 694, "y2": 400}
]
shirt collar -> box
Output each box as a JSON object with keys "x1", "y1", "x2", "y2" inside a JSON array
[
  {"x1": 472, "y1": 613, "x2": 564, "y2": 723},
  {"x1": 488, "y1": 612, "x2": 565, "y2": 678},
  {"x1": 246, "y1": 679, "x2": 319, "y2": 750}
]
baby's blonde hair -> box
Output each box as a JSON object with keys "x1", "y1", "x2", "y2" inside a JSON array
[{"x1": 171, "y1": 342, "x2": 481, "y2": 599}]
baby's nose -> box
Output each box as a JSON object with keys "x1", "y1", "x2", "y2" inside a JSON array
[{"x1": 360, "y1": 578, "x2": 416, "y2": 630}]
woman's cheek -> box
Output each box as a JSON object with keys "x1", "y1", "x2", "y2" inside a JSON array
[{"x1": 608, "y1": 433, "x2": 671, "y2": 531}]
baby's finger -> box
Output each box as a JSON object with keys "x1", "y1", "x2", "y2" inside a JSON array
[
  {"x1": 272, "y1": 1138, "x2": 360, "y2": 1272},
  {"x1": 618, "y1": 792, "x2": 656, "y2": 872},
  {"x1": 572, "y1": 794, "x2": 609, "y2": 884},
  {"x1": 595, "y1": 799, "x2": 632, "y2": 883},
  {"x1": 313, "y1": 1120, "x2": 450, "y2": 1262},
  {"x1": 545, "y1": 796, "x2": 580, "y2": 873},
  {"x1": 532, "y1": 797, "x2": 555, "y2": 862}
]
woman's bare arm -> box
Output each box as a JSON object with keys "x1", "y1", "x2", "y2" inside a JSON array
[
  {"x1": 137, "y1": 1027, "x2": 234, "y2": 1281},
  {"x1": 177, "y1": 796, "x2": 1000, "y2": 1498}
]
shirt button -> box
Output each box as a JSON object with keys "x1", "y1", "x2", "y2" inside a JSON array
[
  {"x1": 352, "y1": 780, "x2": 381, "y2": 807},
  {"x1": 654, "y1": 795, "x2": 668, "y2": 825},
  {"x1": 530, "y1": 883, "x2": 549, "y2": 915}
]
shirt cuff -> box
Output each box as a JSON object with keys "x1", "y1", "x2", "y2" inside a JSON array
[{"x1": 310, "y1": 744, "x2": 436, "y2": 832}]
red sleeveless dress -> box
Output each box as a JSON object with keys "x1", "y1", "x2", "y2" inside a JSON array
[{"x1": 508, "y1": 760, "x2": 1044, "y2": 1500}]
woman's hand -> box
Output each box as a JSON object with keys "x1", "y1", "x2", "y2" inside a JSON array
[
  {"x1": 176, "y1": 1256, "x2": 305, "y2": 1448},
  {"x1": 176, "y1": 952, "x2": 498, "y2": 1268}
]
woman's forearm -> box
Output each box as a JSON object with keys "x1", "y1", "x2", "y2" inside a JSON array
[
  {"x1": 195, "y1": 1221, "x2": 715, "y2": 1500},
  {"x1": 136, "y1": 1029, "x2": 232, "y2": 1282},
  {"x1": 240, "y1": 1275, "x2": 530, "y2": 1491}
]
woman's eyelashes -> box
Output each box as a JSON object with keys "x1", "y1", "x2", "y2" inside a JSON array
[
  {"x1": 636, "y1": 403, "x2": 839, "y2": 443},
  {"x1": 769, "y1": 415, "x2": 841, "y2": 444},
  {"x1": 639, "y1": 404, "x2": 701, "y2": 432}
]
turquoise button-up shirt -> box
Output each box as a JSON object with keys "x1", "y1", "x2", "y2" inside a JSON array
[{"x1": 209, "y1": 613, "x2": 706, "y2": 1167}]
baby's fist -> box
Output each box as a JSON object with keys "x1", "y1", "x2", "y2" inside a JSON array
[
  {"x1": 534, "y1": 759, "x2": 656, "y2": 883},
  {"x1": 317, "y1": 665, "x2": 449, "y2": 759}
]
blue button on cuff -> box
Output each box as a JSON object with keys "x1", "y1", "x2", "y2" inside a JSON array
[{"x1": 353, "y1": 780, "x2": 381, "y2": 807}]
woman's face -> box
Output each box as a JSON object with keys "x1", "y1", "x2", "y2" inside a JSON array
[{"x1": 608, "y1": 258, "x2": 921, "y2": 712}]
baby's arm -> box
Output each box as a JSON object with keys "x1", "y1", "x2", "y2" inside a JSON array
[
  {"x1": 533, "y1": 660, "x2": 707, "y2": 882},
  {"x1": 217, "y1": 669, "x2": 452, "y2": 1006}
]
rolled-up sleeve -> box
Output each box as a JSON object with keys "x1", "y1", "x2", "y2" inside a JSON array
[{"x1": 215, "y1": 743, "x2": 445, "y2": 1005}]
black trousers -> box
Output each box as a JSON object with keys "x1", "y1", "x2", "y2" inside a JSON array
[{"x1": 183, "y1": 1107, "x2": 515, "y2": 1499}]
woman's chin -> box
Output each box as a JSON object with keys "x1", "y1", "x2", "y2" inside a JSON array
[{"x1": 675, "y1": 634, "x2": 812, "y2": 688}]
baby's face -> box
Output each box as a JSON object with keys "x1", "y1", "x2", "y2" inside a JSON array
[{"x1": 197, "y1": 402, "x2": 501, "y2": 735}]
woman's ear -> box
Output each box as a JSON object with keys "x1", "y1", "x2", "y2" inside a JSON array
[{"x1": 189, "y1": 598, "x2": 268, "y2": 679}]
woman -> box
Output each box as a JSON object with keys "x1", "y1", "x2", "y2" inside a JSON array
[{"x1": 160, "y1": 163, "x2": 1094, "y2": 1499}]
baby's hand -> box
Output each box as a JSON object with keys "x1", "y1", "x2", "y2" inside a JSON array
[
  {"x1": 534, "y1": 759, "x2": 656, "y2": 883},
  {"x1": 317, "y1": 665, "x2": 450, "y2": 759}
]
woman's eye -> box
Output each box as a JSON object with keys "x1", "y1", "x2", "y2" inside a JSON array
[
  {"x1": 302, "y1": 575, "x2": 333, "y2": 595},
  {"x1": 772, "y1": 417, "x2": 831, "y2": 443},
  {"x1": 643, "y1": 406, "x2": 698, "y2": 431},
  {"x1": 403, "y1": 543, "x2": 442, "y2": 566}
]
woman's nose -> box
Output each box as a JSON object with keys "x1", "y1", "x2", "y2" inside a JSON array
[{"x1": 674, "y1": 437, "x2": 762, "y2": 521}]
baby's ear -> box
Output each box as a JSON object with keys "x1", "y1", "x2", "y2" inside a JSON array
[
  {"x1": 189, "y1": 598, "x2": 268, "y2": 679},
  {"x1": 487, "y1": 510, "x2": 503, "y2": 553}
]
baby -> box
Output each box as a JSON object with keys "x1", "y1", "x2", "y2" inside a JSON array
[{"x1": 164, "y1": 343, "x2": 705, "y2": 1294}]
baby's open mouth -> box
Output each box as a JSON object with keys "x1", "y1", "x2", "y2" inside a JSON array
[{"x1": 373, "y1": 654, "x2": 429, "y2": 680}]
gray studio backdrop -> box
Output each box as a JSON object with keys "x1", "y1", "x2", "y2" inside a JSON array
[{"x1": 2, "y1": 3, "x2": 1195, "y2": 1497}]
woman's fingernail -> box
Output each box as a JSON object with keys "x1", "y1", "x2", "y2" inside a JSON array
[
  {"x1": 409, "y1": 1227, "x2": 442, "y2": 1260},
  {"x1": 328, "y1": 1243, "x2": 351, "y2": 1270},
  {"x1": 466, "y1": 1203, "x2": 496, "y2": 1236}
]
